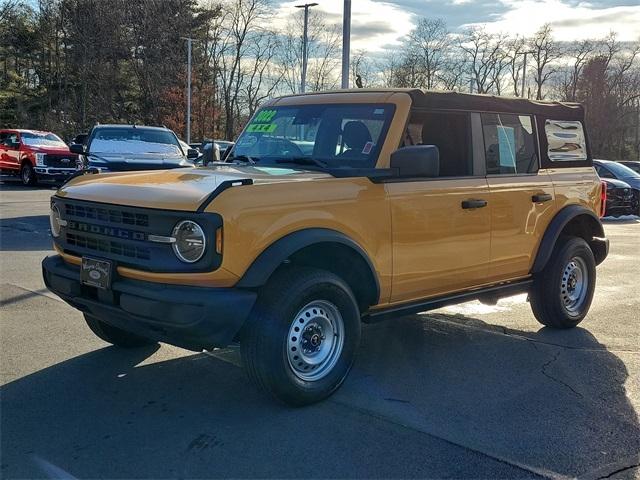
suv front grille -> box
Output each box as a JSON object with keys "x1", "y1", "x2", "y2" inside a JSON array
[
  {"x1": 66, "y1": 232, "x2": 151, "y2": 260},
  {"x1": 52, "y1": 197, "x2": 222, "y2": 273},
  {"x1": 65, "y1": 203, "x2": 149, "y2": 227}
]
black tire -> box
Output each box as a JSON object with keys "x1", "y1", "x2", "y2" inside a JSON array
[
  {"x1": 84, "y1": 314, "x2": 157, "y2": 348},
  {"x1": 240, "y1": 266, "x2": 361, "y2": 406},
  {"x1": 530, "y1": 236, "x2": 596, "y2": 329},
  {"x1": 20, "y1": 162, "x2": 37, "y2": 186}
]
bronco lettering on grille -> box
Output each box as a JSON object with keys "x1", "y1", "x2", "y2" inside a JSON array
[{"x1": 67, "y1": 220, "x2": 146, "y2": 241}]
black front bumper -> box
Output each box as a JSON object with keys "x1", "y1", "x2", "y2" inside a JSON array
[{"x1": 42, "y1": 255, "x2": 257, "y2": 351}]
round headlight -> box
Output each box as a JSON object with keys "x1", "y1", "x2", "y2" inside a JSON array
[
  {"x1": 172, "y1": 220, "x2": 206, "y2": 263},
  {"x1": 50, "y1": 204, "x2": 62, "y2": 237}
]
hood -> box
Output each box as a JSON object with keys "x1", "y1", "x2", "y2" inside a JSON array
[
  {"x1": 87, "y1": 152, "x2": 188, "y2": 171},
  {"x1": 620, "y1": 176, "x2": 640, "y2": 189},
  {"x1": 602, "y1": 177, "x2": 631, "y2": 189},
  {"x1": 30, "y1": 145, "x2": 75, "y2": 155},
  {"x1": 56, "y1": 164, "x2": 331, "y2": 211}
]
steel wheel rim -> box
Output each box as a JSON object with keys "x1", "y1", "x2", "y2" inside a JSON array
[
  {"x1": 561, "y1": 256, "x2": 588, "y2": 315},
  {"x1": 286, "y1": 300, "x2": 345, "y2": 382},
  {"x1": 22, "y1": 165, "x2": 31, "y2": 184}
]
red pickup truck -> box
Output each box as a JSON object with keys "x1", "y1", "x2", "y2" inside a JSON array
[{"x1": 0, "y1": 129, "x2": 80, "y2": 186}]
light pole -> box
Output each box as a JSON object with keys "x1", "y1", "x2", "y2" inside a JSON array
[
  {"x1": 295, "y1": 3, "x2": 318, "y2": 94},
  {"x1": 519, "y1": 50, "x2": 535, "y2": 99},
  {"x1": 341, "y1": 0, "x2": 351, "y2": 89}
]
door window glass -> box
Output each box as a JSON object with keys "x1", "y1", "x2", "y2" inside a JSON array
[
  {"x1": 403, "y1": 111, "x2": 472, "y2": 177},
  {"x1": 481, "y1": 113, "x2": 538, "y2": 175}
]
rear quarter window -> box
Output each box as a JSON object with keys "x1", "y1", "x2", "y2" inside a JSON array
[{"x1": 545, "y1": 120, "x2": 587, "y2": 162}]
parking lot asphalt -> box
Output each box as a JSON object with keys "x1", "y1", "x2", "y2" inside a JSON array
[{"x1": 1, "y1": 179, "x2": 639, "y2": 479}]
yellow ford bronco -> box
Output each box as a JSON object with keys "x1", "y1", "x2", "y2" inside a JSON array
[{"x1": 43, "y1": 89, "x2": 608, "y2": 405}]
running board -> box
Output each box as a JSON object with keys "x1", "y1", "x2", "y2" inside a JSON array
[{"x1": 362, "y1": 279, "x2": 533, "y2": 324}]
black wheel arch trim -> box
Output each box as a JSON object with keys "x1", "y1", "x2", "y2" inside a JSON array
[
  {"x1": 236, "y1": 228, "x2": 381, "y2": 304},
  {"x1": 531, "y1": 204, "x2": 607, "y2": 273}
]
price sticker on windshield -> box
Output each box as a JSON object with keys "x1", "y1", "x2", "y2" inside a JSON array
[
  {"x1": 246, "y1": 123, "x2": 278, "y2": 133},
  {"x1": 254, "y1": 109, "x2": 277, "y2": 123}
]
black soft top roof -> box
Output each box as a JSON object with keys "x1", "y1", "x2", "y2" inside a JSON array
[{"x1": 408, "y1": 89, "x2": 584, "y2": 120}]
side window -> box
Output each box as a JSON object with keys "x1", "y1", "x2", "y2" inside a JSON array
[
  {"x1": 403, "y1": 111, "x2": 472, "y2": 177},
  {"x1": 545, "y1": 120, "x2": 587, "y2": 162},
  {"x1": 595, "y1": 165, "x2": 614, "y2": 179},
  {"x1": 481, "y1": 113, "x2": 538, "y2": 175}
]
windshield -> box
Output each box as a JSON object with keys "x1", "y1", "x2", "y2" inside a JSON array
[
  {"x1": 89, "y1": 128, "x2": 182, "y2": 156},
  {"x1": 601, "y1": 161, "x2": 640, "y2": 179},
  {"x1": 21, "y1": 132, "x2": 67, "y2": 148},
  {"x1": 230, "y1": 104, "x2": 395, "y2": 168}
]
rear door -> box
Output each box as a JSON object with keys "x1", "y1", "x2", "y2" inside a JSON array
[
  {"x1": 478, "y1": 113, "x2": 556, "y2": 282},
  {"x1": 387, "y1": 110, "x2": 491, "y2": 303}
]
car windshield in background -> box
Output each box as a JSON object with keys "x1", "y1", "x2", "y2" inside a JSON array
[
  {"x1": 605, "y1": 161, "x2": 640, "y2": 179},
  {"x1": 231, "y1": 104, "x2": 395, "y2": 168},
  {"x1": 89, "y1": 128, "x2": 182, "y2": 156},
  {"x1": 21, "y1": 132, "x2": 67, "y2": 148}
]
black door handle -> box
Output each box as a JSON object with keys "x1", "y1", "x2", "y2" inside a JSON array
[
  {"x1": 532, "y1": 193, "x2": 553, "y2": 203},
  {"x1": 461, "y1": 199, "x2": 488, "y2": 209}
]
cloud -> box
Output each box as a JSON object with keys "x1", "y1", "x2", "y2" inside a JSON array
[
  {"x1": 272, "y1": 0, "x2": 414, "y2": 51},
  {"x1": 465, "y1": 0, "x2": 640, "y2": 41}
]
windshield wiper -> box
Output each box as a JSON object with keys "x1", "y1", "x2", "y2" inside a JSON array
[
  {"x1": 228, "y1": 155, "x2": 257, "y2": 164},
  {"x1": 275, "y1": 157, "x2": 327, "y2": 168}
]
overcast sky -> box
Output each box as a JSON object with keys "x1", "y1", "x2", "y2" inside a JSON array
[{"x1": 274, "y1": 0, "x2": 640, "y2": 52}]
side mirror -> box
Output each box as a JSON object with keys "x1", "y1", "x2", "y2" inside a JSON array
[
  {"x1": 186, "y1": 148, "x2": 200, "y2": 160},
  {"x1": 390, "y1": 145, "x2": 440, "y2": 178},
  {"x1": 70, "y1": 143, "x2": 85, "y2": 154}
]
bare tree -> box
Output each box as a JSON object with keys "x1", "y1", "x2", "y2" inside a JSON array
[
  {"x1": 460, "y1": 27, "x2": 506, "y2": 94},
  {"x1": 278, "y1": 9, "x2": 341, "y2": 94},
  {"x1": 529, "y1": 24, "x2": 560, "y2": 100},
  {"x1": 406, "y1": 18, "x2": 451, "y2": 90}
]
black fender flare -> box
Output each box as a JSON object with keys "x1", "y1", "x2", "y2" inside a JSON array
[
  {"x1": 531, "y1": 205, "x2": 606, "y2": 273},
  {"x1": 236, "y1": 228, "x2": 380, "y2": 303}
]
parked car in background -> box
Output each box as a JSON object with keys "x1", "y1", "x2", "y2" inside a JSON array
[
  {"x1": 71, "y1": 125, "x2": 199, "y2": 172},
  {"x1": 70, "y1": 133, "x2": 88, "y2": 147},
  {"x1": 617, "y1": 160, "x2": 640, "y2": 174},
  {"x1": 214, "y1": 140, "x2": 234, "y2": 158},
  {"x1": 0, "y1": 129, "x2": 80, "y2": 185},
  {"x1": 594, "y1": 159, "x2": 640, "y2": 215},
  {"x1": 601, "y1": 178, "x2": 639, "y2": 217}
]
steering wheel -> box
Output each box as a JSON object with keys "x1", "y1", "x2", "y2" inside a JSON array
[{"x1": 256, "y1": 136, "x2": 304, "y2": 157}]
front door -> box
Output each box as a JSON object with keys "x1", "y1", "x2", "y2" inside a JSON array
[
  {"x1": 0, "y1": 132, "x2": 21, "y2": 171},
  {"x1": 388, "y1": 110, "x2": 491, "y2": 304}
]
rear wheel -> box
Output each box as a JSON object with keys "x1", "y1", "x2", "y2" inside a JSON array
[
  {"x1": 240, "y1": 267, "x2": 361, "y2": 406},
  {"x1": 84, "y1": 314, "x2": 157, "y2": 348},
  {"x1": 20, "y1": 162, "x2": 37, "y2": 186},
  {"x1": 530, "y1": 237, "x2": 596, "y2": 329}
]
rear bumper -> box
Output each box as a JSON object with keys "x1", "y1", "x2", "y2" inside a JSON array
[{"x1": 42, "y1": 255, "x2": 257, "y2": 351}]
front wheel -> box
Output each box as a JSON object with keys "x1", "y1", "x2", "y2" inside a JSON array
[
  {"x1": 20, "y1": 162, "x2": 37, "y2": 186},
  {"x1": 530, "y1": 237, "x2": 596, "y2": 329},
  {"x1": 240, "y1": 267, "x2": 361, "y2": 406}
]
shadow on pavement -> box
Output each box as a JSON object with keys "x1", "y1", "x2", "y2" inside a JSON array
[
  {"x1": 0, "y1": 180, "x2": 59, "y2": 191},
  {"x1": 1, "y1": 311, "x2": 638, "y2": 479},
  {"x1": 341, "y1": 313, "x2": 640, "y2": 478},
  {"x1": 0, "y1": 215, "x2": 52, "y2": 251}
]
